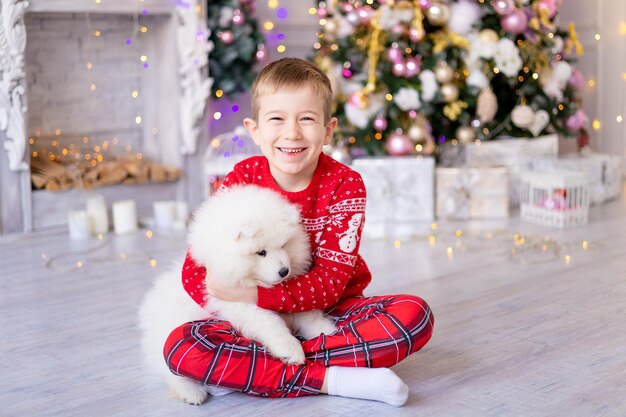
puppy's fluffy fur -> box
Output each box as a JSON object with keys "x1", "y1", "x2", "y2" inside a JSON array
[{"x1": 139, "y1": 185, "x2": 336, "y2": 404}]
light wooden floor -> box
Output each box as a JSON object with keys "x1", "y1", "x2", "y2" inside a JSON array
[{"x1": 2, "y1": 189, "x2": 626, "y2": 417}]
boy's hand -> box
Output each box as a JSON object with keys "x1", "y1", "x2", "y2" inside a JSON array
[{"x1": 205, "y1": 271, "x2": 258, "y2": 304}]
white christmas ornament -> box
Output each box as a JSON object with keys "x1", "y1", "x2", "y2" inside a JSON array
[
  {"x1": 511, "y1": 105, "x2": 535, "y2": 128},
  {"x1": 344, "y1": 94, "x2": 384, "y2": 129},
  {"x1": 511, "y1": 105, "x2": 551, "y2": 136},
  {"x1": 466, "y1": 68, "x2": 489, "y2": 89},
  {"x1": 528, "y1": 110, "x2": 550, "y2": 137},
  {"x1": 476, "y1": 88, "x2": 498, "y2": 123},
  {"x1": 494, "y1": 38, "x2": 523, "y2": 77},
  {"x1": 395, "y1": 87, "x2": 421, "y2": 111},
  {"x1": 419, "y1": 70, "x2": 439, "y2": 102},
  {"x1": 448, "y1": 0, "x2": 483, "y2": 35}
]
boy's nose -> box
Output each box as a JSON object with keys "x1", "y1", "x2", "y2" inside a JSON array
[{"x1": 283, "y1": 121, "x2": 302, "y2": 139}]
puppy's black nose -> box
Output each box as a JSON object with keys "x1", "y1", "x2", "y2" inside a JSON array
[{"x1": 279, "y1": 267, "x2": 289, "y2": 278}]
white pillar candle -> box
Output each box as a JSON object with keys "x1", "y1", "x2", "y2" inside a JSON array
[
  {"x1": 175, "y1": 201, "x2": 189, "y2": 222},
  {"x1": 153, "y1": 201, "x2": 177, "y2": 229},
  {"x1": 112, "y1": 200, "x2": 138, "y2": 235},
  {"x1": 68, "y1": 210, "x2": 92, "y2": 240},
  {"x1": 87, "y1": 194, "x2": 109, "y2": 234}
]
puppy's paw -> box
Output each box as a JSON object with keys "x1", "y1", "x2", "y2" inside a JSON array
[
  {"x1": 169, "y1": 377, "x2": 209, "y2": 405},
  {"x1": 266, "y1": 336, "x2": 306, "y2": 365}
]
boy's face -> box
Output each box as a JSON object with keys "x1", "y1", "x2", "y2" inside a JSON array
[{"x1": 244, "y1": 86, "x2": 337, "y2": 191}]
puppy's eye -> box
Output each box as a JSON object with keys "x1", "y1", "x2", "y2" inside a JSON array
[{"x1": 256, "y1": 250, "x2": 267, "y2": 257}]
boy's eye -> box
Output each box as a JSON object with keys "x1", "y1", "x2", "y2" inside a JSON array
[
  {"x1": 269, "y1": 117, "x2": 283, "y2": 121},
  {"x1": 256, "y1": 250, "x2": 267, "y2": 257}
]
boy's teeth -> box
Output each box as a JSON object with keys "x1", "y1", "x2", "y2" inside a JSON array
[{"x1": 280, "y1": 148, "x2": 304, "y2": 154}]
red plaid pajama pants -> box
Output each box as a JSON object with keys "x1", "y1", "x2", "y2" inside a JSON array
[{"x1": 164, "y1": 294, "x2": 434, "y2": 398}]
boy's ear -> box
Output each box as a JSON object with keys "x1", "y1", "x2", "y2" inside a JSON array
[
  {"x1": 243, "y1": 118, "x2": 260, "y2": 145},
  {"x1": 324, "y1": 117, "x2": 338, "y2": 145}
]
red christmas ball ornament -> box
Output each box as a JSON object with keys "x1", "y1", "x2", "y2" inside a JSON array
[{"x1": 385, "y1": 131, "x2": 414, "y2": 156}]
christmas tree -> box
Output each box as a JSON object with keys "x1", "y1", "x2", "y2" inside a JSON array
[
  {"x1": 207, "y1": 0, "x2": 267, "y2": 98},
  {"x1": 311, "y1": 0, "x2": 586, "y2": 157}
]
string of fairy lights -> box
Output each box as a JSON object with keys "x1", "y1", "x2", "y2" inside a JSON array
[
  {"x1": 30, "y1": 0, "x2": 155, "y2": 169},
  {"x1": 41, "y1": 229, "x2": 186, "y2": 272},
  {"x1": 388, "y1": 223, "x2": 602, "y2": 266}
]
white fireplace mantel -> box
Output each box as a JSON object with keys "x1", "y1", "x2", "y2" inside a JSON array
[
  {"x1": 0, "y1": 0, "x2": 212, "y2": 234},
  {"x1": 27, "y1": 0, "x2": 175, "y2": 15}
]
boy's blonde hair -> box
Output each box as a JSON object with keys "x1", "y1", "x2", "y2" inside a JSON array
[{"x1": 250, "y1": 57, "x2": 333, "y2": 124}]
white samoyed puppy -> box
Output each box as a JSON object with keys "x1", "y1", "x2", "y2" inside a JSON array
[{"x1": 138, "y1": 185, "x2": 337, "y2": 404}]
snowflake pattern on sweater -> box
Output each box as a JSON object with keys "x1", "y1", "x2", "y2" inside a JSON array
[{"x1": 181, "y1": 153, "x2": 372, "y2": 313}]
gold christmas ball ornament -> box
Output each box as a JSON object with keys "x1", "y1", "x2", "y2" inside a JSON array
[
  {"x1": 407, "y1": 124, "x2": 427, "y2": 142},
  {"x1": 478, "y1": 28, "x2": 499, "y2": 44},
  {"x1": 511, "y1": 104, "x2": 535, "y2": 128},
  {"x1": 426, "y1": 3, "x2": 450, "y2": 26},
  {"x1": 455, "y1": 126, "x2": 475, "y2": 143},
  {"x1": 434, "y1": 62, "x2": 454, "y2": 83},
  {"x1": 440, "y1": 83, "x2": 459, "y2": 103}
]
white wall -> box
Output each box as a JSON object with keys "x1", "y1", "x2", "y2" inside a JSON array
[{"x1": 559, "y1": 0, "x2": 626, "y2": 172}]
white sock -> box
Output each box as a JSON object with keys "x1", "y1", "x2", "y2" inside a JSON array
[
  {"x1": 206, "y1": 385, "x2": 235, "y2": 396},
  {"x1": 326, "y1": 366, "x2": 409, "y2": 407}
]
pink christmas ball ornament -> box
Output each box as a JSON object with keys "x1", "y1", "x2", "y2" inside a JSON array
[
  {"x1": 348, "y1": 92, "x2": 364, "y2": 107},
  {"x1": 358, "y1": 6, "x2": 374, "y2": 24},
  {"x1": 385, "y1": 132, "x2": 414, "y2": 156},
  {"x1": 342, "y1": 68, "x2": 353, "y2": 78},
  {"x1": 418, "y1": 0, "x2": 432, "y2": 9},
  {"x1": 492, "y1": 0, "x2": 515, "y2": 16},
  {"x1": 405, "y1": 57, "x2": 422, "y2": 77},
  {"x1": 565, "y1": 109, "x2": 587, "y2": 131},
  {"x1": 373, "y1": 115, "x2": 388, "y2": 131},
  {"x1": 387, "y1": 46, "x2": 403, "y2": 63},
  {"x1": 500, "y1": 9, "x2": 528, "y2": 34},
  {"x1": 536, "y1": 0, "x2": 557, "y2": 18},
  {"x1": 409, "y1": 27, "x2": 425, "y2": 42},
  {"x1": 568, "y1": 68, "x2": 585, "y2": 91},
  {"x1": 392, "y1": 61, "x2": 407, "y2": 77},
  {"x1": 219, "y1": 30, "x2": 235, "y2": 44},
  {"x1": 392, "y1": 23, "x2": 405, "y2": 36},
  {"x1": 316, "y1": 7, "x2": 328, "y2": 18},
  {"x1": 232, "y1": 9, "x2": 245, "y2": 25}
]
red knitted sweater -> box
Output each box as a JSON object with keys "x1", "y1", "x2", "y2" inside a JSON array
[{"x1": 182, "y1": 153, "x2": 372, "y2": 313}]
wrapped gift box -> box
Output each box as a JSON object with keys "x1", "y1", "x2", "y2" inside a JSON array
[
  {"x1": 465, "y1": 134, "x2": 559, "y2": 206},
  {"x1": 436, "y1": 167, "x2": 509, "y2": 220},
  {"x1": 351, "y1": 156, "x2": 434, "y2": 238},
  {"x1": 529, "y1": 151, "x2": 621, "y2": 205}
]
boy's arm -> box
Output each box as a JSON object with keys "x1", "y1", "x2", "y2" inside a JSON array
[{"x1": 257, "y1": 174, "x2": 367, "y2": 313}]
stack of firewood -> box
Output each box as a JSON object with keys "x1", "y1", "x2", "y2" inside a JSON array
[{"x1": 31, "y1": 157, "x2": 182, "y2": 191}]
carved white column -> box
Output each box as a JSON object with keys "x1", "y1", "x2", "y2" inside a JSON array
[
  {"x1": 177, "y1": 0, "x2": 213, "y2": 155},
  {"x1": 0, "y1": 0, "x2": 29, "y2": 171}
]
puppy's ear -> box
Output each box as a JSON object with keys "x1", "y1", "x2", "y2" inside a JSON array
[{"x1": 235, "y1": 222, "x2": 260, "y2": 241}]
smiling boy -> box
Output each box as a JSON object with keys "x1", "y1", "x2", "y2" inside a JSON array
[{"x1": 166, "y1": 58, "x2": 434, "y2": 406}]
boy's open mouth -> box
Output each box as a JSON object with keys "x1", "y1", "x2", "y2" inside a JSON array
[{"x1": 277, "y1": 147, "x2": 306, "y2": 155}]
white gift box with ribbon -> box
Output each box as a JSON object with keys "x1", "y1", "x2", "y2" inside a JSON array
[
  {"x1": 436, "y1": 166, "x2": 509, "y2": 220},
  {"x1": 465, "y1": 134, "x2": 559, "y2": 206},
  {"x1": 351, "y1": 157, "x2": 435, "y2": 238}
]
